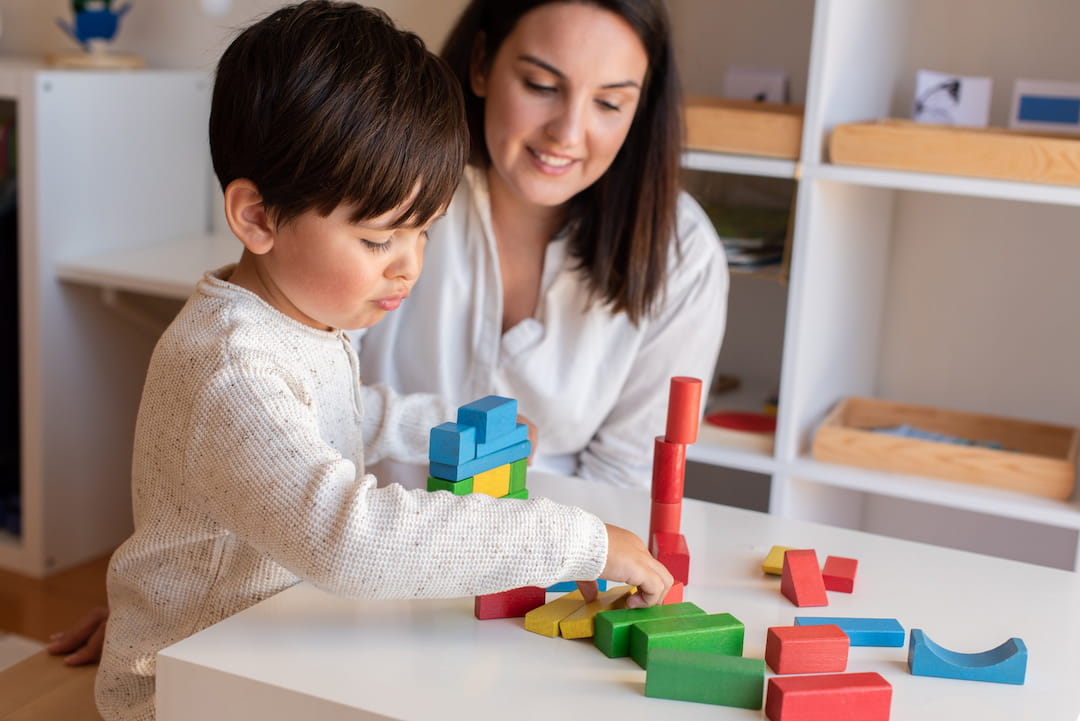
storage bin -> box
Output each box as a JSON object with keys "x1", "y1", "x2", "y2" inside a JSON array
[
  {"x1": 811, "y1": 397, "x2": 1079, "y2": 500},
  {"x1": 685, "y1": 96, "x2": 803, "y2": 159}
]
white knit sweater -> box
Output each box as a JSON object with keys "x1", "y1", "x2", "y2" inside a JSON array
[{"x1": 96, "y1": 267, "x2": 608, "y2": 721}]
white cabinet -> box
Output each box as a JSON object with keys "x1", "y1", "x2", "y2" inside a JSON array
[
  {"x1": 671, "y1": 0, "x2": 1080, "y2": 570},
  {"x1": 0, "y1": 59, "x2": 210, "y2": 576}
]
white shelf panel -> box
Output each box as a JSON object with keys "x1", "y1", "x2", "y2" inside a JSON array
[
  {"x1": 811, "y1": 163, "x2": 1080, "y2": 207},
  {"x1": 791, "y1": 456, "x2": 1080, "y2": 531},
  {"x1": 56, "y1": 234, "x2": 238, "y2": 300},
  {"x1": 681, "y1": 150, "x2": 798, "y2": 178},
  {"x1": 686, "y1": 439, "x2": 777, "y2": 475}
]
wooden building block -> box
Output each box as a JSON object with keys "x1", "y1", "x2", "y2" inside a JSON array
[
  {"x1": 426, "y1": 475, "x2": 473, "y2": 495},
  {"x1": 650, "y1": 531, "x2": 690, "y2": 586},
  {"x1": 765, "y1": 672, "x2": 892, "y2": 721},
  {"x1": 524, "y1": 590, "x2": 585, "y2": 638},
  {"x1": 457, "y1": 395, "x2": 517, "y2": 442},
  {"x1": 665, "y1": 376, "x2": 703, "y2": 444},
  {"x1": 908, "y1": 629, "x2": 1027, "y2": 685},
  {"x1": 646, "y1": 648, "x2": 765, "y2": 709},
  {"x1": 428, "y1": 440, "x2": 530, "y2": 481},
  {"x1": 794, "y1": 617, "x2": 905, "y2": 647},
  {"x1": 651, "y1": 436, "x2": 686, "y2": 504},
  {"x1": 475, "y1": 422, "x2": 529, "y2": 457},
  {"x1": 663, "y1": 581, "x2": 685, "y2": 604},
  {"x1": 780, "y1": 549, "x2": 828, "y2": 607},
  {"x1": 547, "y1": 579, "x2": 607, "y2": 593},
  {"x1": 558, "y1": 585, "x2": 636, "y2": 639},
  {"x1": 593, "y1": 602, "x2": 705, "y2": 658},
  {"x1": 428, "y1": 422, "x2": 476, "y2": 465},
  {"x1": 474, "y1": 586, "x2": 547, "y2": 620},
  {"x1": 508, "y1": 458, "x2": 527, "y2": 492},
  {"x1": 765, "y1": 624, "x2": 849, "y2": 675},
  {"x1": 629, "y1": 612, "x2": 744, "y2": 669},
  {"x1": 648, "y1": 500, "x2": 681, "y2": 538},
  {"x1": 762, "y1": 545, "x2": 795, "y2": 575},
  {"x1": 472, "y1": 463, "x2": 511, "y2": 497},
  {"x1": 502, "y1": 488, "x2": 528, "y2": 499},
  {"x1": 822, "y1": 555, "x2": 858, "y2": 593}
]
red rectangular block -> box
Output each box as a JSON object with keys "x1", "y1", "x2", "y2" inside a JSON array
[
  {"x1": 765, "y1": 624, "x2": 849, "y2": 674},
  {"x1": 650, "y1": 531, "x2": 690, "y2": 586},
  {"x1": 662, "y1": 581, "x2": 685, "y2": 604},
  {"x1": 765, "y1": 672, "x2": 891, "y2": 721},
  {"x1": 822, "y1": 555, "x2": 858, "y2": 593},
  {"x1": 780, "y1": 549, "x2": 828, "y2": 607},
  {"x1": 474, "y1": 586, "x2": 547, "y2": 620}
]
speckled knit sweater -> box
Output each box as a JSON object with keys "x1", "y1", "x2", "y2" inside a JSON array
[{"x1": 95, "y1": 267, "x2": 608, "y2": 721}]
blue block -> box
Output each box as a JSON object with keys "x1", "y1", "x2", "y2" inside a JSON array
[
  {"x1": 429, "y1": 440, "x2": 531, "y2": 482},
  {"x1": 908, "y1": 629, "x2": 1027, "y2": 685},
  {"x1": 457, "y1": 395, "x2": 517, "y2": 442},
  {"x1": 476, "y1": 423, "x2": 529, "y2": 457},
  {"x1": 795, "y1": 617, "x2": 905, "y2": 647},
  {"x1": 547, "y1": 579, "x2": 608, "y2": 593},
  {"x1": 428, "y1": 422, "x2": 476, "y2": 465}
]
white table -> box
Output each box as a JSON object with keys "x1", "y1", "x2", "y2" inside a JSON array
[{"x1": 157, "y1": 471, "x2": 1080, "y2": 720}]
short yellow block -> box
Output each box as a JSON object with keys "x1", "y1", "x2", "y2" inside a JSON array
[
  {"x1": 762, "y1": 545, "x2": 794, "y2": 576},
  {"x1": 473, "y1": 463, "x2": 511, "y2": 497},
  {"x1": 559, "y1": 585, "x2": 636, "y2": 639},
  {"x1": 524, "y1": 590, "x2": 585, "y2": 637}
]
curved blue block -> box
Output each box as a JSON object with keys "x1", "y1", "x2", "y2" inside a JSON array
[{"x1": 908, "y1": 629, "x2": 1027, "y2": 685}]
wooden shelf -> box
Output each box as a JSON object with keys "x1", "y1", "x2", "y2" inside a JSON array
[{"x1": 685, "y1": 96, "x2": 803, "y2": 160}]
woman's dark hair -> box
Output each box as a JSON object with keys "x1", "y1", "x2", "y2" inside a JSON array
[
  {"x1": 442, "y1": 0, "x2": 682, "y2": 323},
  {"x1": 210, "y1": 1, "x2": 468, "y2": 227}
]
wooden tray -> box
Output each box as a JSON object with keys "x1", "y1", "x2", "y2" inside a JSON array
[
  {"x1": 685, "y1": 96, "x2": 803, "y2": 159},
  {"x1": 811, "y1": 397, "x2": 1079, "y2": 500},
  {"x1": 829, "y1": 119, "x2": 1080, "y2": 186}
]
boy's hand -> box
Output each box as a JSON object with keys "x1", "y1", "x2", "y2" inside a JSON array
[{"x1": 600, "y1": 524, "x2": 673, "y2": 608}]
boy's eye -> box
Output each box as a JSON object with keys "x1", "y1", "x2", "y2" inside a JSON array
[{"x1": 361, "y1": 238, "x2": 393, "y2": 253}]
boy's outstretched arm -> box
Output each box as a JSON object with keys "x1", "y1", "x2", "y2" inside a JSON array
[{"x1": 599, "y1": 524, "x2": 674, "y2": 608}]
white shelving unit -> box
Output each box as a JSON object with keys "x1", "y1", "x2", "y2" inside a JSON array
[
  {"x1": 671, "y1": 0, "x2": 1080, "y2": 571},
  {"x1": 0, "y1": 59, "x2": 211, "y2": 576}
]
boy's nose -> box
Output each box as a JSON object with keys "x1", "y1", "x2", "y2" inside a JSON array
[{"x1": 388, "y1": 239, "x2": 423, "y2": 282}]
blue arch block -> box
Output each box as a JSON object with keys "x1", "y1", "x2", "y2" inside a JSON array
[{"x1": 908, "y1": 629, "x2": 1027, "y2": 685}]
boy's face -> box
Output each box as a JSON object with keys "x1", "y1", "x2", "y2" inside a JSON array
[{"x1": 250, "y1": 201, "x2": 438, "y2": 331}]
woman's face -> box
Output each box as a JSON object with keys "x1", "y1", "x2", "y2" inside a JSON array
[{"x1": 472, "y1": 2, "x2": 648, "y2": 211}]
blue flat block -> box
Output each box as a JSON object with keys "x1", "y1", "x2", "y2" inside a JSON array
[
  {"x1": 795, "y1": 617, "x2": 905, "y2": 647},
  {"x1": 428, "y1": 422, "x2": 476, "y2": 465},
  {"x1": 547, "y1": 579, "x2": 608, "y2": 593},
  {"x1": 908, "y1": 629, "x2": 1027, "y2": 685},
  {"x1": 476, "y1": 423, "x2": 529, "y2": 457},
  {"x1": 457, "y1": 395, "x2": 517, "y2": 442},
  {"x1": 428, "y1": 440, "x2": 531, "y2": 482}
]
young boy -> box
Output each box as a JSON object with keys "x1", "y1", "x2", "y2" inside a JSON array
[{"x1": 94, "y1": 3, "x2": 672, "y2": 719}]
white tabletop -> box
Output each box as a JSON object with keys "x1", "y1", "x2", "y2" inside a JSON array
[{"x1": 157, "y1": 471, "x2": 1080, "y2": 721}]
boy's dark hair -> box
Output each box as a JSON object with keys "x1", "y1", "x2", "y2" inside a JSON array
[
  {"x1": 442, "y1": 0, "x2": 682, "y2": 324},
  {"x1": 210, "y1": 1, "x2": 468, "y2": 227}
]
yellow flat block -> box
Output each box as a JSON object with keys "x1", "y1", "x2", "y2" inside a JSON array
[
  {"x1": 524, "y1": 590, "x2": 585, "y2": 637},
  {"x1": 559, "y1": 585, "x2": 636, "y2": 639},
  {"x1": 473, "y1": 463, "x2": 511, "y2": 497},
  {"x1": 762, "y1": 545, "x2": 794, "y2": 575}
]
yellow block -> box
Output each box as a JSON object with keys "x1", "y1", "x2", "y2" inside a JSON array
[
  {"x1": 524, "y1": 590, "x2": 585, "y2": 637},
  {"x1": 559, "y1": 585, "x2": 636, "y2": 639},
  {"x1": 762, "y1": 545, "x2": 794, "y2": 576},
  {"x1": 473, "y1": 463, "x2": 511, "y2": 497}
]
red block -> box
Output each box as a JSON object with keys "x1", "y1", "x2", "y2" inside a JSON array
[
  {"x1": 474, "y1": 586, "x2": 547, "y2": 620},
  {"x1": 664, "y1": 376, "x2": 703, "y2": 444},
  {"x1": 651, "y1": 436, "x2": 686, "y2": 504},
  {"x1": 662, "y1": 581, "x2": 685, "y2": 604},
  {"x1": 765, "y1": 624, "x2": 849, "y2": 675},
  {"x1": 822, "y1": 555, "x2": 858, "y2": 593},
  {"x1": 780, "y1": 549, "x2": 828, "y2": 607},
  {"x1": 765, "y1": 672, "x2": 892, "y2": 721},
  {"x1": 650, "y1": 531, "x2": 690, "y2": 585},
  {"x1": 648, "y1": 500, "x2": 681, "y2": 539}
]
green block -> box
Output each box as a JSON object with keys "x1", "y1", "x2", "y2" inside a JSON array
[
  {"x1": 509, "y1": 458, "x2": 527, "y2": 492},
  {"x1": 426, "y1": 475, "x2": 474, "y2": 495},
  {"x1": 502, "y1": 488, "x2": 529, "y2": 499},
  {"x1": 645, "y1": 648, "x2": 764, "y2": 709},
  {"x1": 630, "y1": 613, "x2": 744, "y2": 669},
  {"x1": 593, "y1": 602, "x2": 705, "y2": 658}
]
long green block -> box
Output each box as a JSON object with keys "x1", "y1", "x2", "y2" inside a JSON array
[
  {"x1": 593, "y1": 602, "x2": 705, "y2": 658},
  {"x1": 426, "y1": 475, "x2": 473, "y2": 495},
  {"x1": 645, "y1": 648, "x2": 764, "y2": 709},
  {"x1": 502, "y1": 488, "x2": 529, "y2": 499},
  {"x1": 630, "y1": 613, "x2": 744, "y2": 668},
  {"x1": 509, "y1": 458, "x2": 527, "y2": 492}
]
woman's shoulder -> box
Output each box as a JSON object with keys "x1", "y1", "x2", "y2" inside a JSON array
[{"x1": 672, "y1": 190, "x2": 726, "y2": 271}]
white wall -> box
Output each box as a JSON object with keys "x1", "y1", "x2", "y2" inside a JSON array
[{"x1": 0, "y1": 0, "x2": 469, "y2": 71}]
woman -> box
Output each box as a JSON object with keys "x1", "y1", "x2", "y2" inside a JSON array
[
  {"x1": 357, "y1": 0, "x2": 727, "y2": 489},
  {"x1": 49, "y1": 0, "x2": 728, "y2": 664}
]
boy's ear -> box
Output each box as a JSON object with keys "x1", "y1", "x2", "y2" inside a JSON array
[
  {"x1": 469, "y1": 32, "x2": 488, "y2": 98},
  {"x1": 223, "y1": 178, "x2": 275, "y2": 255}
]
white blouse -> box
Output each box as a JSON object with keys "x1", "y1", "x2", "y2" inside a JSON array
[{"x1": 355, "y1": 166, "x2": 728, "y2": 490}]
